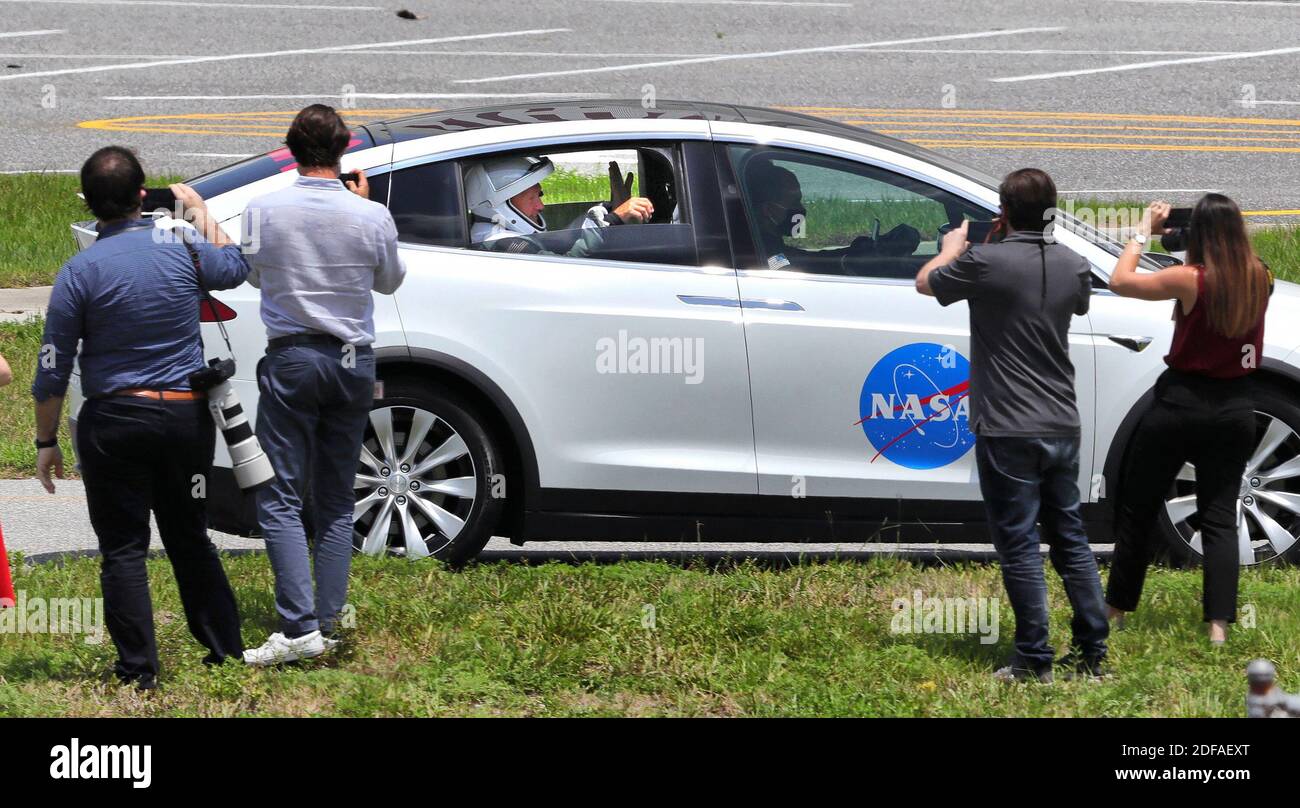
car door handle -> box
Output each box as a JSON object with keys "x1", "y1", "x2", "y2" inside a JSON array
[
  {"x1": 1107, "y1": 335, "x2": 1153, "y2": 352},
  {"x1": 742, "y1": 298, "x2": 804, "y2": 312},
  {"x1": 677, "y1": 294, "x2": 740, "y2": 308},
  {"x1": 676, "y1": 295, "x2": 803, "y2": 311}
]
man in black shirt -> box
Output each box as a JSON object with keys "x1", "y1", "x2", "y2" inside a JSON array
[{"x1": 915, "y1": 168, "x2": 1108, "y2": 683}]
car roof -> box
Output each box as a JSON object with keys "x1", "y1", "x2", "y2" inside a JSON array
[
  {"x1": 379, "y1": 99, "x2": 999, "y2": 188},
  {"x1": 188, "y1": 99, "x2": 999, "y2": 200}
]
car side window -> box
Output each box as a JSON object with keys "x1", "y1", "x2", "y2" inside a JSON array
[
  {"x1": 727, "y1": 145, "x2": 986, "y2": 280},
  {"x1": 386, "y1": 159, "x2": 467, "y2": 248},
  {"x1": 461, "y1": 145, "x2": 698, "y2": 267}
]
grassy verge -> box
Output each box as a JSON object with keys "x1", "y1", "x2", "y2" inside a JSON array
[
  {"x1": 0, "y1": 318, "x2": 77, "y2": 478},
  {"x1": 1, "y1": 553, "x2": 1296, "y2": 716},
  {"x1": 0, "y1": 173, "x2": 179, "y2": 288}
]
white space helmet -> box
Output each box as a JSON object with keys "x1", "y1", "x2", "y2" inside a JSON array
[{"x1": 465, "y1": 155, "x2": 555, "y2": 234}]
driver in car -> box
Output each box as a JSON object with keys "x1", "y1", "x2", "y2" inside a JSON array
[
  {"x1": 467, "y1": 155, "x2": 654, "y2": 255},
  {"x1": 747, "y1": 159, "x2": 921, "y2": 273}
]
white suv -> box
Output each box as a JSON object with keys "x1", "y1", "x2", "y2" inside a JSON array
[{"x1": 69, "y1": 100, "x2": 1300, "y2": 566}]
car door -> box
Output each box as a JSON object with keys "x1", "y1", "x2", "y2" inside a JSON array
[
  {"x1": 718, "y1": 142, "x2": 1098, "y2": 506},
  {"x1": 388, "y1": 137, "x2": 757, "y2": 496}
]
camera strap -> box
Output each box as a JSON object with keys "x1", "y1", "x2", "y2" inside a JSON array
[{"x1": 178, "y1": 228, "x2": 236, "y2": 358}]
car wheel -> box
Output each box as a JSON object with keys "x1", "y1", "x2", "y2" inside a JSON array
[
  {"x1": 352, "y1": 378, "x2": 504, "y2": 564},
  {"x1": 1157, "y1": 384, "x2": 1300, "y2": 567}
]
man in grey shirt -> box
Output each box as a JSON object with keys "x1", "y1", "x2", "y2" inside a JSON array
[
  {"x1": 915, "y1": 168, "x2": 1107, "y2": 684},
  {"x1": 241, "y1": 104, "x2": 405, "y2": 666}
]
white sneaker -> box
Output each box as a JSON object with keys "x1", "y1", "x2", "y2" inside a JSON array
[{"x1": 242, "y1": 631, "x2": 338, "y2": 667}]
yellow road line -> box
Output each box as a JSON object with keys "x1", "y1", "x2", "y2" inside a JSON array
[
  {"x1": 842, "y1": 120, "x2": 1300, "y2": 135},
  {"x1": 908, "y1": 139, "x2": 1300, "y2": 153},
  {"x1": 784, "y1": 106, "x2": 1300, "y2": 126},
  {"x1": 77, "y1": 108, "x2": 436, "y2": 135},
  {"x1": 874, "y1": 129, "x2": 1300, "y2": 144},
  {"x1": 1242, "y1": 210, "x2": 1300, "y2": 216}
]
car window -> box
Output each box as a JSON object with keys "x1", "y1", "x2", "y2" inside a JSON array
[
  {"x1": 727, "y1": 144, "x2": 986, "y2": 279},
  {"x1": 386, "y1": 159, "x2": 466, "y2": 248},
  {"x1": 461, "y1": 144, "x2": 697, "y2": 267}
]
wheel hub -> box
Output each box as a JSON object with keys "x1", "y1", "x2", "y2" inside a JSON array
[{"x1": 1164, "y1": 410, "x2": 1300, "y2": 567}]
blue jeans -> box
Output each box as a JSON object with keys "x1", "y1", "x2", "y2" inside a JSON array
[
  {"x1": 975, "y1": 435, "x2": 1108, "y2": 672},
  {"x1": 255, "y1": 342, "x2": 374, "y2": 637}
]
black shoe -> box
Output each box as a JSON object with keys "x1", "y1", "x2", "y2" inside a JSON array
[
  {"x1": 993, "y1": 664, "x2": 1053, "y2": 684},
  {"x1": 1056, "y1": 651, "x2": 1112, "y2": 681},
  {"x1": 115, "y1": 673, "x2": 158, "y2": 692}
]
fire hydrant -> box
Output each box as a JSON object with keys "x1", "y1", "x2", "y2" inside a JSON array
[{"x1": 1247, "y1": 659, "x2": 1300, "y2": 717}]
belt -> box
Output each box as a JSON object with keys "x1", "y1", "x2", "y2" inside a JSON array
[
  {"x1": 267, "y1": 333, "x2": 345, "y2": 350},
  {"x1": 113, "y1": 388, "x2": 206, "y2": 401}
]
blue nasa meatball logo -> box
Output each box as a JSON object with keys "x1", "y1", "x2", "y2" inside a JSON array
[{"x1": 856, "y1": 342, "x2": 974, "y2": 469}]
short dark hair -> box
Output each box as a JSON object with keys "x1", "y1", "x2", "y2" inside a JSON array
[
  {"x1": 80, "y1": 146, "x2": 145, "y2": 221},
  {"x1": 284, "y1": 104, "x2": 352, "y2": 169},
  {"x1": 998, "y1": 168, "x2": 1057, "y2": 232}
]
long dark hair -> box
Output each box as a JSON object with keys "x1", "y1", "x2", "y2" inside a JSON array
[{"x1": 1184, "y1": 193, "x2": 1268, "y2": 338}]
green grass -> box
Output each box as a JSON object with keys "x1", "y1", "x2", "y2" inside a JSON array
[
  {"x1": 0, "y1": 173, "x2": 87, "y2": 288},
  {"x1": 0, "y1": 173, "x2": 180, "y2": 288},
  {"x1": 0, "y1": 318, "x2": 76, "y2": 478},
  {"x1": 1, "y1": 552, "x2": 1296, "y2": 716}
]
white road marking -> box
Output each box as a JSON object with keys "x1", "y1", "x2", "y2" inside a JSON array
[
  {"x1": 1107, "y1": 0, "x2": 1300, "y2": 7},
  {"x1": 104, "y1": 92, "x2": 608, "y2": 100},
  {"x1": 578, "y1": 0, "x2": 849, "y2": 5},
  {"x1": 0, "y1": 52, "x2": 190, "y2": 59},
  {"x1": 0, "y1": 0, "x2": 381, "y2": 9},
  {"x1": 848, "y1": 47, "x2": 1239, "y2": 56},
  {"x1": 176, "y1": 153, "x2": 255, "y2": 158},
  {"x1": 0, "y1": 168, "x2": 77, "y2": 174},
  {"x1": 336, "y1": 50, "x2": 721, "y2": 58},
  {"x1": 992, "y1": 45, "x2": 1300, "y2": 83},
  {"x1": 456, "y1": 26, "x2": 1066, "y2": 84},
  {"x1": 0, "y1": 29, "x2": 571, "y2": 83},
  {"x1": 1235, "y1": 99, "x2": 1300, "y2": 106},
  {"x1": 0, "y1": 29, "x2": 64, "y2": 39}
]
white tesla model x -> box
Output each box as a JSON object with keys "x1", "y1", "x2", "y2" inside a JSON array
[{"x1": 69, "y1": 100, "x2": 1300, "y2": 566}]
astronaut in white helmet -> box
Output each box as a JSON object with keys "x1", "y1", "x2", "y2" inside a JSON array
[{"x1": 466, "y1": 155, "x2": 654, "y2": 255}]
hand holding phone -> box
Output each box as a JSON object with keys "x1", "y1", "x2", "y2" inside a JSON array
[{"x1": 965, "y1": 219, "x2": 996, "y2": 244}]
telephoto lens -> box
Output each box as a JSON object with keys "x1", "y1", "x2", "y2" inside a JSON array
[{"x1": 189, "y1": 358, "x2": 275, "y2": 490}]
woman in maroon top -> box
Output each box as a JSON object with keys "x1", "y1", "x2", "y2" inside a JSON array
[{"x1": 1105, "y1": 194, "x2": 1270, "y2": 645}]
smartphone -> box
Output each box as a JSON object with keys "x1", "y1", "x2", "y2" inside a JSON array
[
  {"x1": 965, "y1": 219, "x2": 997, "y2": 244},
  {"x1": 141, "y1": 187, "x2": 178, "y2": 213},
  {"x1": 339, "y1": 172, "x2": 360, "y2": 187},
  {"x1": 1164, "y1": 207, "x2": 1192, "y2": 229}
]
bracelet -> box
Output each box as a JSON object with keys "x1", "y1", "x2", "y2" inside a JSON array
[{"x1": 35, "y1": 436, "x2": 58, "y2": 449}]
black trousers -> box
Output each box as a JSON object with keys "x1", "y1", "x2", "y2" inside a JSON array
[
  {"x1": 1105, "y1": 369, "x2": 1255, "y2": 622},
  {"x1": 77, "y1": 396, "x2": 244, "y2": 684}
]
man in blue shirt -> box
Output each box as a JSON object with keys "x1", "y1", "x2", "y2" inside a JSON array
[
  {"x1": 33, "y1": 146, "x2": 251, "y2": 690},
  {"x1": 240, "y1": 105, "x2": 404, "y2": 666}
]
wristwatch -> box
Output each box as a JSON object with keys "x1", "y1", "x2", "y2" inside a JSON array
[
  {"x1": 35, "y1": 436, "x2": 58, "y2": 449},
  {"x1": 1132, "y1": 232, "x2": 1149, "y2": 246}
]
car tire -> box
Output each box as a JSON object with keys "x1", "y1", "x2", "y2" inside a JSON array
[
  {"x1": 352, "y1": 376, "x2": 505, "y2": 565},
  {"x1": 1152, "y1": 381, "x2": 1300, "y2": 567}
]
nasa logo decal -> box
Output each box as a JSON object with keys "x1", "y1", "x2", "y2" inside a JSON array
[{"x1": 855, "y1": 342, "x2": 974, "y2": 469}]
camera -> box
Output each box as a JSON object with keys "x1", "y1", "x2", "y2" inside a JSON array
[
  {"x1": 1160, "y1": 207, "x2": 1193, "y2": 253},
  {"x1": 188, "y1": 358, "x2": 275, "y2": 490}
]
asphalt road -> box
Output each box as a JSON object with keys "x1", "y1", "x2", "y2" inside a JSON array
[
  {"x1": 0, "y1": 0, "x2": 1298, "y2": 212},
  {"x1": 0, "y1": 0, "x2": 1285, "y2": 562}
]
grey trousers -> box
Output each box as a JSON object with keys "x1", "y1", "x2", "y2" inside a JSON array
[{"x1": 255, "y1": 341, "x2": 374, "y2": 637}]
